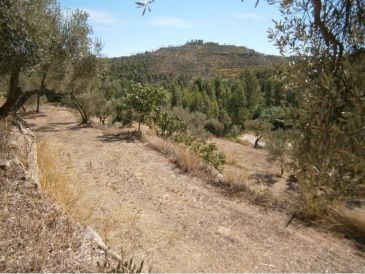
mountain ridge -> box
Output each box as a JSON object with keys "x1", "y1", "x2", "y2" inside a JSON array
[{"x1": 108, "y1": 41, "x2": 284, "y2": 79}]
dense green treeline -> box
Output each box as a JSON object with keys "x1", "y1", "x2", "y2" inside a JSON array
[{"x1": 103, "y1": 65, "x2": 294, "y2": 137}]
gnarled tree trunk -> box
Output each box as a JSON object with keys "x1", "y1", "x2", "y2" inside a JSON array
[
  {"x1": 36, "y1": 71, "x2": 47, "y2": 113},
  {"x1": 0, "y1": 69, "x2": 21, "y2": 117}
]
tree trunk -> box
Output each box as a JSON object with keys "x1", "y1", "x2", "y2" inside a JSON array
[
  {"x1": 36, "y1": 94, "x2": 40, "y2": 113},
  {"x1": 0, "y1": 69, "x2": 21, "y2": 117},
  {"x1": 254, "y1": 135, "x2": 262, "y2": 149},
  {"x1": 75, "y1": 103, "x2": 88, "y2": 124},
  {"x1": 36, "y1": 72, "x2": 47, "y2": 113},
  {"x1": 70, "y1": 95, "x2": 88, "y2": 124}
]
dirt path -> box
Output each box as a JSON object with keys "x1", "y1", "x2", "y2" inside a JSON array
[{"x1": 26, "y1": 105, "x2": 365, "y2": 272}]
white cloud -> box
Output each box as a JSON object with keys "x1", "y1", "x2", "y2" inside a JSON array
[
  {"x1": 85, "y1": 8, "x2": 128, "y2": 26},
  {"x1": 150, "y1": 17, "x2": 192, "y2": 29},
  {"x1": 235, "y1": 13, "x2": 264, "y2": 20}
]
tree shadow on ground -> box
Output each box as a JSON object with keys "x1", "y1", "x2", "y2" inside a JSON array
[
  {"x1": 96, "y1": 130, "x2": 142, "y2": 143},
  {"x1": 68, "y1": 123, "x2": 94, "y2": 131},
  {"x1": 286, "y1": 174, "x2": 300, "y2": 192},
  {"x1": 249, "y1": 172, "x2": 278, "y2": 186},
  {"x1": 20, "y1": 111, "x2": 47, "y2": 119},
  {"x1": 32, "y1": 125, "x2": 60, "y2": 133}
]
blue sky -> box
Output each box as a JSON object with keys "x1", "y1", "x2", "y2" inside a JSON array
[{"x1": 59, "y1": 0, "x2": 281, "y2": 57}]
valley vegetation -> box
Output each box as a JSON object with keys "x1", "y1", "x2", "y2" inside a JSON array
[{"x1": 1, "y1": 0, "x2": 365, "y2": 257}]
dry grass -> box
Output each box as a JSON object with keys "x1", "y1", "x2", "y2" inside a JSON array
[
  {"x1": 299, "y1": 190, "x2": 365, "y2": 243},
  {"x1": 0, "y1": 130, "x2": 111, "y2": 272},
  {"x1": 223, "y1": 167, "x2": 248, "y2": 192},
  {"x1": 328, "y1": 206, "x2": 365, "y2": 243},
  {"x1": 37, "y1": 138, "x2": 79, "y2": 216},
  {"x1": 225, "y1": 153, "x2": 238, "y2": 166},
  {"x1": 0, "y1": 118, "x2": 11, "y2": 155},
  {"x1": 146, "y1": 136, "x2": 203, "y2": 177}
]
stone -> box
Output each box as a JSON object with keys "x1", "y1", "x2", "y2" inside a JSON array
[
  {"x1": 84, "y1": 226, "x2": 108, "y2": 251},
  {"x1": 0, "y1": 161, "x2": 10, "y2": 170},
  {"x1": 214, "y1": 173, "x2": 225, "y2": 184}
]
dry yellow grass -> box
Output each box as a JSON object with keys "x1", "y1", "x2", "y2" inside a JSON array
[
  {"x1": 299, "y1": 190, "x2": 365, "y2": 241},
  {"x1": 223, "y1": 166, "x2": 248, "y2": 192},
  {"x1": 37, "y1": 138, "x2": 79, "y2": 215},
  {"x1": 146, "y1": 136, "x2": 203, "y2": 177},
  {"x1": 225, "y1": 153, "x2": 238, "y2": 166},
  {"x1": 0, "y1": 118, "x2": 11, "y2": 154}
]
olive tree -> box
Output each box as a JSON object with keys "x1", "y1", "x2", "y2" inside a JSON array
[
  {"x1": 46, "y1": 10, "x2": 104, "y2": 124},
  {"x1": 267, "y1": 129, "x2": 289, "y2": 177},
  {"x1": 0, "y1": 0, "x2": 61, "y2": 117},
  {"x1": 267, "y1": 0, "x2": 365, "y2": 206},
  {"x1": 244, "y1": 119, "x2": 272, "y2": 148},
  {"x1": 0, "y1": 1, "x2": 99, "y2": 119}
]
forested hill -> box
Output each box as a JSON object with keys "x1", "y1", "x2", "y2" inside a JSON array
[{"x1": 108, "y1": 41, "x2": 283, "y2": 81}]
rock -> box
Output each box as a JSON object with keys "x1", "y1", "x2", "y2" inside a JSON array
[
  {"x1": 0, "y1": 119, "x2": 40, "y2": 188},
  {"x1": 0, "y1": 161, "x2": 10, "y2": 170},
  {"x1": 217, "y1": 225, "x2": 231, "y2": 237},
  {"x1": 214, "y1": 173, "x2": 225, "y2": 184},
  {"x1": 84, "y1": 226, "x2": 108, "y2": 251}
]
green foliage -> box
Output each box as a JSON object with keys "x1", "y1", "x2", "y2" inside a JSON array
[
  {"x1": 260, "y1": 106, "x2": 288, "y2": 129},
  {"x1": 172, "y1": 134, "x2": 226, "y2": 170},
  {"x1": 121, "y1": 83, "x2": 167, "y2": 131},
  {"x1": 156, "y1": 112, "x2": 186, "y2": 138},
  {"x1": 154, "y1": 109, "x2": 225, "y2": 170},
  {"x1": 268, "y1": 0, "x2": 365, "y2": 210},
  {"x1": 228, "y1": 124, "x2": 242, "y2": 138},
  {"x1": 266, "y1": 129, "x2": 289, "y2": 176},
  {"x1": 172, "y1": 107, "x2": 209, "y2": 138},
  {"x1": 0, "y1": 0, "x2": 101, "y2": 118},
  {"x1": 199, "y1": 143, "x2": 226, "y2": 171}
]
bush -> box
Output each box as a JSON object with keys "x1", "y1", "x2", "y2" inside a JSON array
[
  {"x1": 121, "y1": 83, "x2": 167, "y2": 131},
  {"x1": 172, "y1": 107, "x2": 209, "y2": 138},
  {"x1": 173, "y1": 134, "x2": 226, "y2": 170},
  {"x1": 113, "y1": 109, "x2": 133, "y2": 127},
  {"x1": 204, "y1": 118, "x2": 224, "y2": 136},
  {"x1": 199, "y1": 143, "x2": 226, "y2": 170},
  {"x1": 228, "y1": 124, "x2": 242, "y2": 138},
  {"x1": 156, "y1": 112, "x2": 186, "y2": 138}
]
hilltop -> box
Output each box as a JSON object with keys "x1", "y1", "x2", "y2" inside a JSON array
[{"x1": 108, "y1": 41, "x2": 283, "y2": 80}]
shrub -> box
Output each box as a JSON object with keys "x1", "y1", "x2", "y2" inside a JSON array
[
  {"x1": 199, "y1": 143, "x2": 226, "y2": 171},
  {"x1": 228, "y1": 124, "x2": 242, "y2": 138},
  {"x1": 204, "y1": 118, "x2": 224, "y2": 136},
  {"x1": 172, "y1": 107, "x2": 209, "y2": 138},
  {"x1": 156, "y1": 111, "x2": 186, "y2": 138},
  {"x1": 113, "y1": 109, "x2": 133, "y2": 127},
  {"x1": 121, "y1": 83, "x2": 167, "y2": 131},
  {"x1": 173, "y1": 134, "x2": 225, "y2": 171}
]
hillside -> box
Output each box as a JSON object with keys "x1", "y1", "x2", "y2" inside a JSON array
[
  {"x1": 108, "y1": 41, "x2": 283, "y2": 80},
  {"x1": 19, "y1": 104, "x2": 365, "y2": 272}
]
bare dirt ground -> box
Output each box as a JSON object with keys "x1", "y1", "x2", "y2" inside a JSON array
[
  {"x1": 212, "y1": 137, "x2": 289, "y2": 201},
  {"x1": 25, "y1": 104, "x2": 365, "y2": 272}
]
